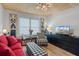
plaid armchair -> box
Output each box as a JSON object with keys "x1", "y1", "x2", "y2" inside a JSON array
[{"x1": 36, "y1": 33, "x2": 48, "y2": 46}]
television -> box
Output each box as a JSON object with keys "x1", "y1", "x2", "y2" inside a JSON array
[{"x1": 55, "y1": 26, "x2": 71, "y2": 34}]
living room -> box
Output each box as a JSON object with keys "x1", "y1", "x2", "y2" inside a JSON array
[{"x1": 0, "y1": 3, "x2": 79, "y2": 56}]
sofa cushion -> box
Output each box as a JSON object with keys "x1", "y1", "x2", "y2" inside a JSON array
[
  {"x1": 13, "y1": 48, "x2": 25, "y2": 56},
  {"x1": 7, "y1": 36, "x2": 18, "y2": 46},
  {"x1": 10, "y1": 42, "x2": 22, "y2": 50},
  {"x1": 10, "y1": 42, "x2": 26, "y2": 56},
  {"x1": 6, "y1": 36, "x2": 25, "y2": 56},
  {"x1": 0, "y1": 43, "x2": 15, "y2": 56},
  {"x1": 0, "y1": 35, "x2": 8, "y2": 45},
  {"x1": 17, "y1": 38, "x2": 22, "y2": 43}
]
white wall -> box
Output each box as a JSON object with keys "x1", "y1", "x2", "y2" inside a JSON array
[
  {"x1": 0, "y1": 4, "x2": 4, "y2": 35},
  {"x1": 47, "y1": 6, "x2": 79, "y2": 36}
]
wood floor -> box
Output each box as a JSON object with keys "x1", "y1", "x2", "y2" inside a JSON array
[
  {"x1": 42, "y1": 43, "x2": 75, "y2": 56},
  {"x1": 23, "y1": 43, "x2": 75, "y2": 56}
]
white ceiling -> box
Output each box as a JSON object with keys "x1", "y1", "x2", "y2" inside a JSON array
[{"x1": 2, "y1": 3, "x2": 79, "y2": 16}]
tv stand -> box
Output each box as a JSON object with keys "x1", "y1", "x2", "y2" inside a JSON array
[{"x1": 46, "y1": 34, "x2": 79, "y2": 55}]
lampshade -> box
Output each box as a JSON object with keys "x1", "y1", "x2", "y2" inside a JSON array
[
  {"x1": 47, "y1": 25, "x2": 52, "y2": 32},
  {"x1": 2, "y1": 29, "x2": 8, "y2": 34}
]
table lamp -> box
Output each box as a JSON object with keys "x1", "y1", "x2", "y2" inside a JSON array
[{"x1": 2, "y1": 29, "x2": 8, "y2": 35}]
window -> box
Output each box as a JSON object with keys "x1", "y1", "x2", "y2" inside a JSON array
[
  {"x1": 19, "y1": 17, "x2": 40, "y2": 36},
  {"x1": 31, "y1": 19, "x2": 40, "y2": 35},
  {"x1": 19, "y1": 17, "x2": 30, "y2": 35}
]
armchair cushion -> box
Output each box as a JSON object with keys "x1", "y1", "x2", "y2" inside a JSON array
[{"x1": 37, "y1": 33, "x2": 48, "y2": 46}]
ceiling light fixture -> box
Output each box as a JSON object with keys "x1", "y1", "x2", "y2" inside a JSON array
[{"x1": 36, "y1": 3, "x2": 52, "y2": 11}]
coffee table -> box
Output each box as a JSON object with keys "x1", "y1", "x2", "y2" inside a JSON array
[{"x1": 26, "y1": 42, "x2": 48, "y2": 56}]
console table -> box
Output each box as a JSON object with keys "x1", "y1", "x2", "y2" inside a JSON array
[{"x1": 26, "y1": 42, "x2": 48, "y2": 56}]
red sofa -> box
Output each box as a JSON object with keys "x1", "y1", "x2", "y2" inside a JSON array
[{"x1": 0, "y1": 35, "x2": 26, "y2": 56}]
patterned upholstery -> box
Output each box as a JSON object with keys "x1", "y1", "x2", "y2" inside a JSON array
[
  {"x1": 27, "y1": 42, "x2": 48, "y2": 56},
  {"x1": 36, "y1": 33, "x2": 48, "y2": 46}
]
